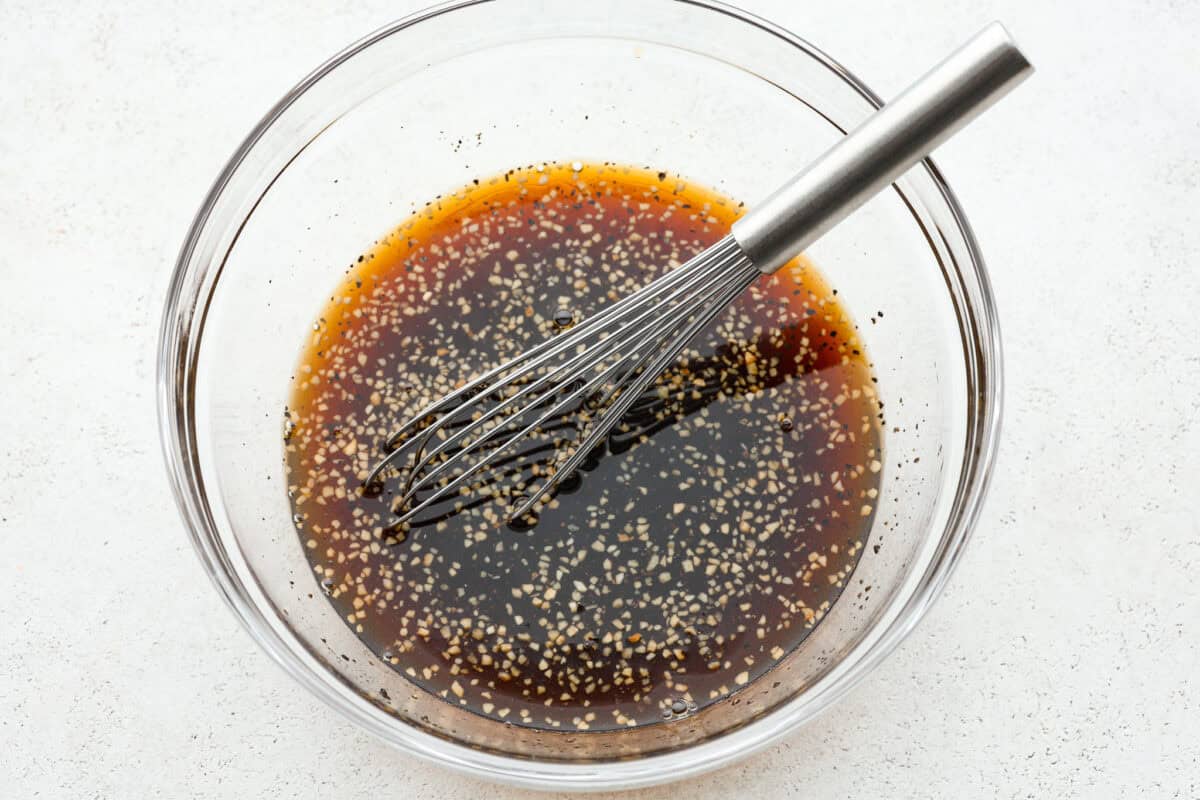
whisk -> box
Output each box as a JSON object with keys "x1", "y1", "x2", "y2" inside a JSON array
[{"x1": 366, "y1": 23, "x2": 1032, "y2": 523}]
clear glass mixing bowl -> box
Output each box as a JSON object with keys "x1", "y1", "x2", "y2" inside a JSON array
[{"x1": 157, "y1": 0, "x2": 1002, "y2": 790}]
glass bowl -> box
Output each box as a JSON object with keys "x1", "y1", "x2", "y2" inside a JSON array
[{"x1": 157, "y1": 0, "x2": 1001, "y2": 790}]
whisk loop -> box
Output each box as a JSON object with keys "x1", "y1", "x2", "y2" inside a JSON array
[{"x1": 365, "y1": 237, "x2": 758, "y2": 523}]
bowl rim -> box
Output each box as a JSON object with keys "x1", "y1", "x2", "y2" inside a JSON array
[{"x1": 157, "y1": 0, "x2": 1003, "y2": 790}]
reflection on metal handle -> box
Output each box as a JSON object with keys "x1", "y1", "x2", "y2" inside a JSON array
[{"x1": 732, "y1": 22, "x2": 1034, "y2": 274}]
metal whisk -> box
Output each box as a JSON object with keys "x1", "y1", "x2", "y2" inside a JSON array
[{"x1": 366, "y1": 23, "x2": 1032, "y2": 523}]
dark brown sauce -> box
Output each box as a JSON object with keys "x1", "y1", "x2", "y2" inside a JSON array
[{"x1": 284, "y1": 162, "x2": 882, "y2": 731}]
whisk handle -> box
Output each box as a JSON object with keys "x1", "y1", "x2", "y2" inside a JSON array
[{"x1": 732, "y1": 22, "x2": 1033, "y2": 274}]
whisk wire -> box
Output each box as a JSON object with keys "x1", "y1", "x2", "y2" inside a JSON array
[
  {"x1": 394, "y1": 356, "x2": 625, "y2": 521},
  {"x1": 396, "y1": 266, "x2": 726, "y2": 496},
  {"x1": 364, "y1": 238, "x2": 745, "y2": 487},
  {"x1": 382, "y1": 238, "x2": 758, "y2": 522},
  {"x1": 509, "y1": 258, "x2": 759, "y2": 518}
]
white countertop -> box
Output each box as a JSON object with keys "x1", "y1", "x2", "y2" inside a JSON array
[{"x1": 3, "y1": 0, "x2": 1198, "y2": 796}]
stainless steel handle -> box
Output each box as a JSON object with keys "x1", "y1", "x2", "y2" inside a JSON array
[{"x1": 731, "y1": 22, "x2": 1034, "y2": 274}]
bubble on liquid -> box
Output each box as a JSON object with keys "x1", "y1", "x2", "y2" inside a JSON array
[
  {"x1": 506, "y1": 496, "x2": 539, "y2": 531},
  {"x1": 670, "y1": 699, "x2": 688, "y2": 714},
  {"x1": 553, "y1": 307, "x2": 575, "y2": 328},
  {"x1": 292, "y1": 513, "x2": 305, "y2": 528},
  {"x1": 320, "y1": 577, "x2": 334, "y2": 593},
  {"x1": 779, "y1": 417, "x2": 794, "y2": 432},
  {"x1": 556, "y1": 470, "x2": 583, "y2": 494}
]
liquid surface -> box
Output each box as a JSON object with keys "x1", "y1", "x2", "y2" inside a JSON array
[{"x1": 285, "y1": 162, "x2": 882, "y2": 731}]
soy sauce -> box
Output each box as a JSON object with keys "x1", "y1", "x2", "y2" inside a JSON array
[{"x1": 284, "y1": 162, "x2": 882, "y2": 731}]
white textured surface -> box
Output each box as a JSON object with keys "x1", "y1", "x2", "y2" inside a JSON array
[{"x1": 2, "y1": 1, "x2": 1198, "y2": 796}]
